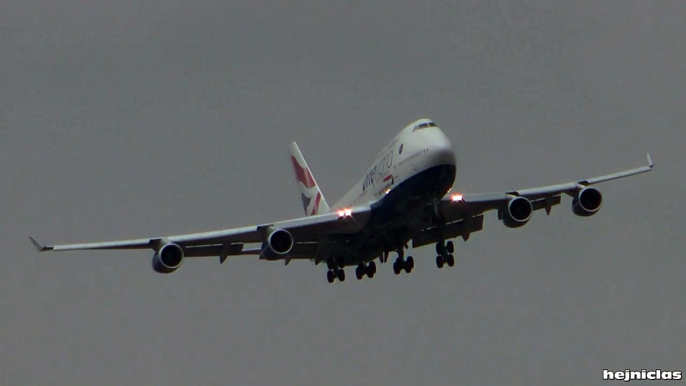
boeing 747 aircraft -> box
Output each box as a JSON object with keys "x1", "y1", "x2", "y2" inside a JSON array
[{"x1": 30, "y1": 119, "x2": 654, "y2": 283}]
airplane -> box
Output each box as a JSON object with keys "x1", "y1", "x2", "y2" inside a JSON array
[{"x1": 30, "y1": 118, "x2": 654, "y2": 283}]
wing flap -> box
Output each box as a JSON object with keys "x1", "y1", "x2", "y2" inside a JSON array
[
  {"x1": 412, "y1": 215, "x2": 484, "y2": 248},
  {"x1": 182, "y1": 243, "x2": 244, "y2": 258},
  {"x1": 181, "y1": 242, "x2": 318, "y2": 260},
  {"x1": 531, "y1": 195, "x2": 562, "y2": 214}
]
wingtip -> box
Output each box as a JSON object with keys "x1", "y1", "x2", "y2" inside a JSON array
[
  {"x1": 647, "y1": 153, "x2": 654, "y2": 168},
  {"x1": 29, "y1": 237, "x2": 52, "y2": 252}
]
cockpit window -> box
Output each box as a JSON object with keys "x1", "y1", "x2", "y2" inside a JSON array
[{"x1": 412, "y1": 122, "x2": 436, "y2": 132}]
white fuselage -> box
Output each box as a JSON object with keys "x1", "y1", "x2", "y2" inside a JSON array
[{"x1": 333, "y1": 119, "x2": 456, "y2": 209}]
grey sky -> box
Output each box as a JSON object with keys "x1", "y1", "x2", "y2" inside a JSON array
[{"x1": 2, "y1": 1, "x2": 684, "y2": 385}]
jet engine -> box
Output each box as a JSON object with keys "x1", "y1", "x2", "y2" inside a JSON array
[
  {"x1": 572, "y1": 187, "x2": 603, "y2": 217},
  {"x1": 152, "y1": 243, "x2": 184, "y2": 274},
  {"x1": 260, "y1": 228, "x2": 294, "y2": 260},
  {"x1": 502, "y1": 196, "x2": 534, "y2": 228}
]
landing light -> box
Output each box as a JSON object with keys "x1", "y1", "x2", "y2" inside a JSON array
[
  {"x1": 338, "y1": 208, "x2": 353, "y2": 218},
  {"x1": 451, "y1": 193, "x2": 463, "y2": 202}
]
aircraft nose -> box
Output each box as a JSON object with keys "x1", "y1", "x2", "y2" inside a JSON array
[{"x1": 428, "y1": 130, "x2": 456, "y2": 167}]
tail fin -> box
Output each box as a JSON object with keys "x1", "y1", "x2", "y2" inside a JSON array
[{"x1": 289, "y1": 142, "x2": 330, "y2": 216}]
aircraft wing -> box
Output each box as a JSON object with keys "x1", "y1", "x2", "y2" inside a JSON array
[
  {"x1": 413, "y1": 154, "x2": 654, "y2": 247},
  {"x1": 30, "y1": 205, "x2": 373, "y2": 260}
]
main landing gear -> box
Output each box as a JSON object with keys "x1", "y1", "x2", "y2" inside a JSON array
[
  {"x1": 355, "y1": 261, "x2": 377, "y2": 280},
  {"x1": 435, "y1": 240, "x2": 455, "y2": 269},
  {"x1": 326, "y1": 258, "x2": 346, "y2": 283},
  {"x1": 392, "y1": 248, "x2": 414, "y2": 275},
  {"x1": 326, "y1": 267, "x2": 345, "y2": 283}
]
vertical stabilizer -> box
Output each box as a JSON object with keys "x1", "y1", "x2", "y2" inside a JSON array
[{"x1": 289, "y1": 142, "x2": 330, "y2": 216}]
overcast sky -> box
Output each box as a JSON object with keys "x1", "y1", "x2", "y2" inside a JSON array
[{"x1": 2, "y1": 1, "x2": 684, "y2": 385}]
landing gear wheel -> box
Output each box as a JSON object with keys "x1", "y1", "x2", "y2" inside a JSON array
[
  {"x1": 436, "y1": 255, "x2": 445, "y2": 268},
  {"x1": 435, "y1": 242, "x2": 443, "y2": 255},
  {"x1": 368, "y1": 261, "x2": 377, "y2": 275},
  {"x1": 327, "y1": 270, "x2": 335, "y2": 283},
  {"x1": 336, "y1": 269, "x2": 345, "y2": 282},
  {"x1": 406, "y1": 256, "x2": 415, "y2": 271},
  {"x1": 393, "y1": 261, "x2": 401, "y2": 275},
  {"x1": 446, "y1": 241, "x2": 454, "y2": 254},
  {"x1": 446, "y1": 254, "x2": 455, "y2": 267},
  {"x1": 355, "y1": 265, "x2": 364, "y2": 280},
  {"x1": 404, "y1": 256, "x2": 413, "y2": 273},
  {"x1": 326, "y1": 260, "x2": 335, "y2": 270}
]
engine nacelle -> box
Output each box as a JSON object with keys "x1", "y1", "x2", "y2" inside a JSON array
[
  {"x1": 260, "y1": 228, "x2": 294, "y2": 260},
  {"x1": 572, "y1": 187, "x2": 603, "y2": 217},
  {"x1": 152, "y1": 243, "x2": 184, "y2": 274},
  {"x1": 502, "y1": 196, "x2": 534, "y2": 228}
]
